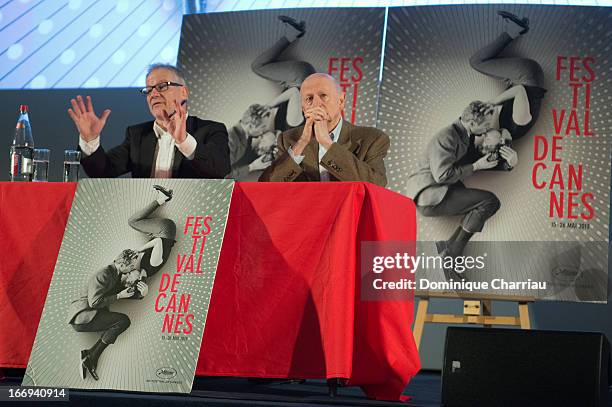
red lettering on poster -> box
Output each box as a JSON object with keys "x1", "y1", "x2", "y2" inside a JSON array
[
  {"x1": 328, "y1": 56, "x2": 364, "y2": 122},
  {"x1": 155, "y1": 215, "x2": 214, "y2": 334},
  {"x1": 532, "y1": 56, "x2": 596, "y2": 220}
]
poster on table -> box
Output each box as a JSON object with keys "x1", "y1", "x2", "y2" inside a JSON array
[
  {"x1": 379, "y1": 5, "x2": 611, "y2": 302},
  {"x1": 23, "y1": 178, "x2": 234, "y2": 392},
  {"x1": 178, "y1": 8, "x2": 384, "y2": 180}
]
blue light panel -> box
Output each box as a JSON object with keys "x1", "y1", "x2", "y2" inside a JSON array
[{"x1": 0, "y1": 0, "x2": 609, "y2": 89}]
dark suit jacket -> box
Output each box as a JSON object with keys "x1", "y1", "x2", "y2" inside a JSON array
[
  {"x1": 405, "y1": 120, "x2": 474, "y2": 207},
  {"x1": 80, "y1": 116, "x2": 231, "y2": 178},
  {"x1": 68, "y1": 265, "x2": 121, "y2": 325},
  {"x1": 259, "y1": 121, "x2": 389, "y2": 187}
]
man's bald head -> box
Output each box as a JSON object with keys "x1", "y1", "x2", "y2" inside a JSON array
[
  {"x1": 300, "y1": 73, "x2": 345, "y2": 130},
  {"x1": 301, "y1": 73, "x2": 342, "y2": 94}
]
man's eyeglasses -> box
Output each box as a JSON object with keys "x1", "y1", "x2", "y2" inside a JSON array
[{"x1": 140, "y1": 81, "x2": 183, "y2": 95}]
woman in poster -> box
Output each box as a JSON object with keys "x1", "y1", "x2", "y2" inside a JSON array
[
  {"x1": 250, "y1": 15, "x2": 316, "y2": 131},
  {"x1": 226, "y1": 16, "x2": 315, "y2": 180},
  {"x1": 468, "y1": 11, "x2": 547, "y2": 142},
  {"x1": 459, "y1": 11, "x2": 548, "y2": 171},
  {"x1": 122, "y1": 184, "x2": 177, "y2": 296}
]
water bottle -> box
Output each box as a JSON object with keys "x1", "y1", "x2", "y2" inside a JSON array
[{"x1": 10, "y1": 105, "x2": 34, "y2": 182}]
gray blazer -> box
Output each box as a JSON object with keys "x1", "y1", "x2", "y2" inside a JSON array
[
  {"x1": 405, "y1": 120, "x2": 475, "y2": 206},
  {"x1": 259, "y1": 121, "x2": 389, "y2": 187},
  {"x1": 68, "y1": 265, "x2": 121, "y2": 325}
]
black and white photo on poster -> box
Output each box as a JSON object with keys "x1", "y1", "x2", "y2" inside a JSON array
[
  {"x1": 179, "y1": 8, "x2": 384, "y2": 180},
  {"x1": 380, "y1": 5, "x2": 611, "y2": 302},
  {"x1": 24, "y1": 179, "x2": 234, "y2": 392},
  {"x1": 68, "y1": 185, "x2": 176, "y2": 382}
]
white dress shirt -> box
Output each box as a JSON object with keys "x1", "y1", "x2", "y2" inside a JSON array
[
  {"x1": 79, "y1": 121, "x2": 197, "y2": 178},
  {"x1": 289, "y1": 119, "x2": 343, "y2": 181}
]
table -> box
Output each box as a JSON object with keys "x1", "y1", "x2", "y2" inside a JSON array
[{"x1": 0, "y1": 182, "x2": 420, "y2": 401}]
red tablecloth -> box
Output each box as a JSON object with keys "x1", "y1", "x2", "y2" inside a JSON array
[{"x1": 0, "y1": 182, "x2": 420, "y2": 400}]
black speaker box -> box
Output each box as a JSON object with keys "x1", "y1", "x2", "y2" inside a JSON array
[{"x1": 441, "y1": 327, "x2": 610, "y2": 407}]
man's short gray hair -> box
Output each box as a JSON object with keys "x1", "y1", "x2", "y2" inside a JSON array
[{"x1": 146, "y1": 63, "x2": 186, "y2": 85}]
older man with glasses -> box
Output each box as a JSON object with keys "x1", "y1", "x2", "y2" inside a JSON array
[{"x1": 68, "y1": 63, "x2": 230, "y2": 178}]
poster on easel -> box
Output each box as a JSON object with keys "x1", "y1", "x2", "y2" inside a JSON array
[{"x1": 379, "y1": 5, "x2": 611, "y2": 302}]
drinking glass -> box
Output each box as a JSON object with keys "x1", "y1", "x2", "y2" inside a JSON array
[
  {"x1": 63, "y1": 150, "x2": 81, "y2": 182},
  {"x1": 32, "y1": 148, "x2": 50, "y2": 182}
]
